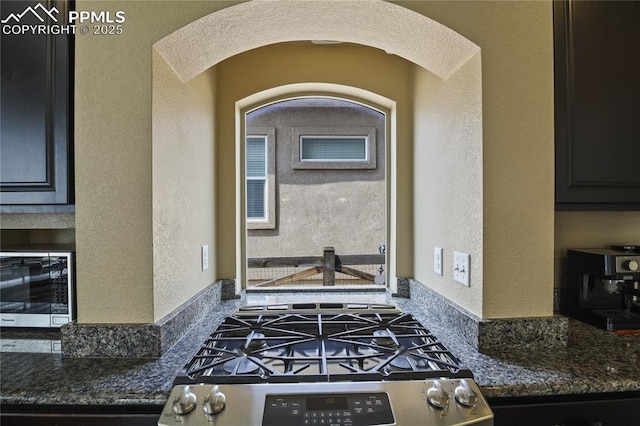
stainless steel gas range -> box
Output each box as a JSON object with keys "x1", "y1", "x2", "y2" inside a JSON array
[{"x1": 158, "y1": 303, "x2": 493, "y2": 425}]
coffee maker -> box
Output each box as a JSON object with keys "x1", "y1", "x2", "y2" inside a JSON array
[{"x1": 560, "y1": 245, "x2": 640, "y2": 331}]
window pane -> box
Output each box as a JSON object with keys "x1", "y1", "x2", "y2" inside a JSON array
[
  {"x1": 246, "y1": 137, "x2": 266, "y2": 177},
  {"x1": 301, "y1": 137, "x2": 367, "y2": 161},
  {"x1": 247, "y1": 180, "x2": 265, "y2": 219}
]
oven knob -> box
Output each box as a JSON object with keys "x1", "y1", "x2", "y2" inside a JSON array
[
  {"x1": 427, "y1": 380, "x2": 450, "y2": 409},
  {"x1": 203, "y1": 385, "x2": 226, "y2": 415},
  {"x1": 454, "y1": 379, "x2": 478, "y2": 407},
  {"x1": 172, "y1": 385, "x2": 197, "y2": 416},
  {"x1": 622, "y1": 260, "x2": 639, "y2": 272}
]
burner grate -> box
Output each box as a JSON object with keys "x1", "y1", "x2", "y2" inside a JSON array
[{"x1": 174, "y1": 309, "x2": 473, "y2": 386}]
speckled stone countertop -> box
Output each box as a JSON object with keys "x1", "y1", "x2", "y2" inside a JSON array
[{"x1": 1, "y1": 292, "x2": 639, "y2": 410}]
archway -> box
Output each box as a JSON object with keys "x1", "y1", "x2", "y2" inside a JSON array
[
  {"x1": 152, "y1": 0, "x2": 482, "y2": 302},
  {"x1": 154, "y1": 0, "x2": 479, "y2": 83},
  {"x1": 236, "y1": 85, "x2": 396, "y2": 290}
]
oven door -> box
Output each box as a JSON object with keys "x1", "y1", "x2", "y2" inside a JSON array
[{"x1": 0, "y1": 252, "x2": 71, "y2": 327}]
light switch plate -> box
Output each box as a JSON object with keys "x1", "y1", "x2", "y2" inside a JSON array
[
  {"x1": 434, "y1": 247, "x2": 443, "y2": 275},
  {"x1": 202, "y1": 245, "x2": 209, "y2": 271},
  {"x1": 453, "y1": 251, "x2": 470, "y2": 286}
]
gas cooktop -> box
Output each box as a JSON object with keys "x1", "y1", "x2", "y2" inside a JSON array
[
  {"x1": 174, "y1": 302, "x2": 473, "y2": 385},
  {"x1": 160, "y1": 303, "x2": 493, "y2": 426}
]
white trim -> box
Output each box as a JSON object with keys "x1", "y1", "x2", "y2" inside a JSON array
[{"x1": 236, "y1": 83, "x2": 397, "y2": 294}]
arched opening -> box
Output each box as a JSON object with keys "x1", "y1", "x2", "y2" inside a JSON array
[
  {"x1": 152, "y1": 0, "x2": 485, "y2": 320},
  {"x1": 154, "y1": 0, "x2": 479, "y2": 83},
  {"x1": 241, "y1": 96, "x2": 389, "y2": 289},
  {"x1": 234, "y1": 84, "x2": 398, "y2": 292}
]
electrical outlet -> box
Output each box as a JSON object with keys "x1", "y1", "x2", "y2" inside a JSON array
[
  {"x1": 201, "y1": 245, "x2": 209, "y2": 271},
  {"x1": 453, "y1": 251, "x2": 470, "y2": 286},
  {"x1": 434, "y1": 247, "x2": 443, "y2": 275}
]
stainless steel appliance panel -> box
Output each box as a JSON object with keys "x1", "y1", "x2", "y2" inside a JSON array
[
  {"x1": 158, "y1": 381, "x2": 493, "y2": 426},
  {"x1": 0, "y1": 251, "x2": 74, "y2": 328}
]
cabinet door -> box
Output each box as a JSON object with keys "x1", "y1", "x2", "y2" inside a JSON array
[
  {"x1": 554, "y1": 0, "x2": 640, "y2": 210},
  {"x1": 0, "y1": 0, "x2": 73, "y2": 206}
]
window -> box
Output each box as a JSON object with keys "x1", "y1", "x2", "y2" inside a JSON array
[
  {"x1": 245, "y1": 127, "x2": 276, "y2": 229},
  {"x1": 246, "y1": 136, "x2": 267, "y2": 220},
  {"x1": 292, "y1": 127, "x2": 376, "y2": 170},
  {"x1": 300, "y1": 136, "x2": 368, "y2": 161}
]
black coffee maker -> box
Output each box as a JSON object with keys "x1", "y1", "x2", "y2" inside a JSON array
[{"x1": 560, "y1": 245, "x2": 640, "y2": 331}]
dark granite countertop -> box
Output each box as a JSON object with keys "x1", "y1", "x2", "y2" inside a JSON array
[{"x1": 1, "y1": 292, "x2": 639, "y2": 409}]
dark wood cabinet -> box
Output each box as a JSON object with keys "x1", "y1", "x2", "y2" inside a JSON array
[
  {"x1": 0, "y1": 0, "x2": 73, "y2": 208},
  {"x1": 554, "y1": 0, "x2": 640, "y2": 210}
]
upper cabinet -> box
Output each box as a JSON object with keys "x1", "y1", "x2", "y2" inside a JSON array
[
  {"x1": 0, "y1": 0, "x2": 73, "y2": 209},
  {"x1": 554, "y1": 0, "x2": 640, "y2": 210}
]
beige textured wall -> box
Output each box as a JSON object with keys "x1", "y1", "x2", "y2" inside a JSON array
[
  {"x1": 75, "y1": 1, "x2": 229, "y2": 323},
  {"x1": 152, "y1": 52, "x2": 217, "y2": 321},
  {"x1": 408, "y1": 1, "x2": 555, "y2": 318},
  {"x1": 555, "y1": 212, "x2": 640, "y2": 288},
  {"x1": 413, "y1": 53, "x2": 484, "y2": 316}
]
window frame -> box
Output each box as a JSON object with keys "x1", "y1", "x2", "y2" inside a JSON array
[
  {"x1": 292, "y1": 127, "x2": 376, "y2": 170},
  {"x1": 300, "y1": 135, "x2": 369, "y2": 162},
  {"x1": 246, "y1": 127, "x2": 276, "y2": 229},
  {"x1": 246, "y1": 135, "x2": 267, "y2": 220}
]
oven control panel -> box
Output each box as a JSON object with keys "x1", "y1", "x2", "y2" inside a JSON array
[
  {"x1": 263, "y1": 392, "x2": 394, "y2": 426},
  {"x1": 158, "y1": 380, "x2": 493, "y2": 426}
]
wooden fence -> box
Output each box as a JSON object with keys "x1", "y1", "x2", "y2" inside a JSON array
[{"x1": 248, "y1": 246, "x2": 385, "y2": 287}]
